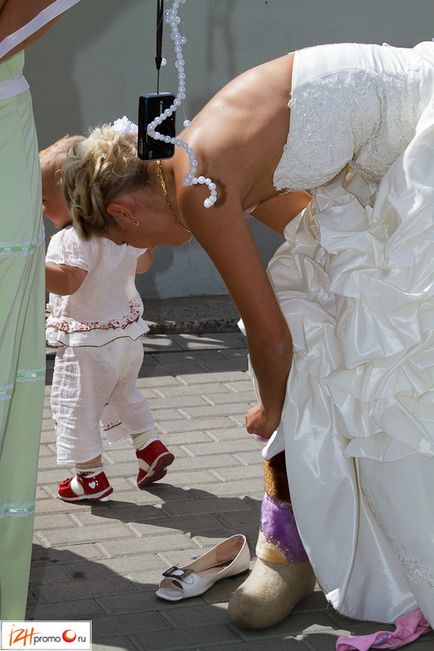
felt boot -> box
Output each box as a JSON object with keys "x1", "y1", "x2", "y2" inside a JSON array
[
  {"x1": 228, "y1": 527, "x2": 316, "y2": 629},
  {"x1": 228, "y1": 453, "x2": 316, "y2": 629}
]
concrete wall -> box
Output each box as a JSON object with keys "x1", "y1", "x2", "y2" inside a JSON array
[{"x1": 27, "y1": 0, "x2": 434, "y2": 298}]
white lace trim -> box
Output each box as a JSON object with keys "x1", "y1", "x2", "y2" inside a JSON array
[
  {"x1": 360, "y1": 476, "x2": 434, "y2": 588},
  {"x1": 0, "y1": 74, "x2": 29, "y2": 100},
  {"x1": 16, "y1": 367, "x2": 46, "y2": 383},
  {"x1": 0, "y1": 502, "x2": 35, "y2": 519},
  {"x1": 46, "y1": 296, "x2": 143, "y2": 334},
  {"x1": 0, "y1": 366, "x2": 45, "y2": 400},
  {"x1": 0, "y1": 384, "x2": 14, "y2": 401},
  {"x1": 0, "y1": 226, "x2": 45, "y2": 257},
  {"x1": 274, "y1": 68, "x2": 419, "y2": 192}
]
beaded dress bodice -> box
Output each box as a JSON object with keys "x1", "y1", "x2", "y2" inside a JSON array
[{"x1": 273, "y1": 42, "x2": 434, "y2": 192}]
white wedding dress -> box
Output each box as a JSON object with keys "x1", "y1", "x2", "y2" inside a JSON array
[{"x1": 266, "y1": 42, "x2": 434, "y2": 625}]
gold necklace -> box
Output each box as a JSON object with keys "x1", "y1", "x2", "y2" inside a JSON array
[{"x1": 156, "y1": 160, "x2": 191, "y2": 234}]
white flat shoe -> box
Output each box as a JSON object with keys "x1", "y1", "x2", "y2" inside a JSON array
[{"x1": 156, "y1": 534, "x2": 250, "y2": 601}]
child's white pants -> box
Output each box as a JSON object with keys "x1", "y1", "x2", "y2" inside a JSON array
[{"x1": 51, "y1": 337, "x2": 155, "y2": 465}]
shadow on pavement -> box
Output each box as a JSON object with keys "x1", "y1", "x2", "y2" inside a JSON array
[
  {"x1": 27, "y1": 542, "x2": 360, "y2": 651},
  {"x1": 27, "y1": 542, "x2": 249, "y2": 649},
  {"x1": 88, "y1": 484, "x2": 260, "y2": 541}
]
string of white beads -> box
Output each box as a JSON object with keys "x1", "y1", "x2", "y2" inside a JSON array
[{"x1": 145, "y1": 0, "x2": 218, "y2": 208}]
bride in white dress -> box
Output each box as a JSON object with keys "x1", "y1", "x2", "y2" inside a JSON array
[
  {"x1": 263, "y1": 40, "x2": 434, "y2": 630},
  {"x1": 62, "y1": 38, "x2": 434, "y2": 648}
]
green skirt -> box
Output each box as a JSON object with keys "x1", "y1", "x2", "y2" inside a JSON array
[{"x1": 0, "y1": 52, "x2": 45, "y2": 619}]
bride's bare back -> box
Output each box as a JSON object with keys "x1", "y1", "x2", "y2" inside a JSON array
[{"x1": 175, "y1": 53, "x2": 296, "y2": 211}]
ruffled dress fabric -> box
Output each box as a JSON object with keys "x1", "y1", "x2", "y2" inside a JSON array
[{"x1": 265, "y1": 42, "x2": 434, "y2": 634}]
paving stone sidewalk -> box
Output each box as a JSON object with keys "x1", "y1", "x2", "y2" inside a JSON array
[{"x1": 29, "y1": 333, "x2": 434, "y2": 651}]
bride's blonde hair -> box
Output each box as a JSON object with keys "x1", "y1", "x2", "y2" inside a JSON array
[{"x1": 63, "y1": 125, "x2": 149, "y2": 240}]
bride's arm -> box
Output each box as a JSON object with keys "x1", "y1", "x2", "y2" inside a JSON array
[
  {"x1": 180, "y1": 188, "x2": 293, "y2": 439},
  {"x1": 0, "y1": 0, "x2": 79, "y2": 62},
  {"x1": 249, "y1": 191, "x2": 311, "y2": 234}
]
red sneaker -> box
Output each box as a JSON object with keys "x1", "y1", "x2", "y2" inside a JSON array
[
  {"x1": 136, "y1": 439, "x2": 175, "y2": 488},
  {"x1": 57, "y1": 470, "x2": 113, "y2": 502}
]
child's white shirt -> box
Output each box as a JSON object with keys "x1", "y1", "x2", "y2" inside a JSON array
[{"x1": 46, "y1": 226, "x2": 149, "y2": 346}]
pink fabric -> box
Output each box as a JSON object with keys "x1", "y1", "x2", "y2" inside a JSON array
[{"x1": 336, "y1": 609, "x2": 431, "y2": 650}]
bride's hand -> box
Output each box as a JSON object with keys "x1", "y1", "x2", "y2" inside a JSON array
[{"x1": 245, "y1": 404, "x2": 280, "y2": 440}]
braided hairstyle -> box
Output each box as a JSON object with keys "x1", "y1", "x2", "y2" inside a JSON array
[{"x1": 63, "y1": 125, "x2": 149, "y2": 240}]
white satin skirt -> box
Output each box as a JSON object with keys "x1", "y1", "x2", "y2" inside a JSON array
[{"x1": 264, "y1": 94, "x2": 434, "y2": 624}]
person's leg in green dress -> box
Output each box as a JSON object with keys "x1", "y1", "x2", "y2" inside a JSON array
[{"x1": 0, "y1": 59, "x2": 45, "y2": 619}]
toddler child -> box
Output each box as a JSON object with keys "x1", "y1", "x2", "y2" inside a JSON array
[{"x1": 41, "y1": 135, "x2": 174, "y2": 502}]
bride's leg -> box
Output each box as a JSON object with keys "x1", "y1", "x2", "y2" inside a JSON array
[{"x1": 228, "y1": 452, "x2": 316, "y2": 629}]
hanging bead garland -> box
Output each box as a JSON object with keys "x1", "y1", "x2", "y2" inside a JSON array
[{"x1": 145, "y1": 0, "x2": 218, "y2": 208}]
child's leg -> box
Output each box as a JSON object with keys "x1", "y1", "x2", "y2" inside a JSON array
[
  {"x1": 228, "y1": 452, "x2": 316, "y2": 629},
  {"x1": 100, "y1": 403, "x2": 130, "y2": 442},
  {"x1": 75, "y1": 456, "x2": 103, "y2": 473},
  {"x1": 107, "y1": 337, "x2": 174, "y2": 487},
  {"x1": 131, "y1": 430, "x2": 174, "y2": 487},
  {"x1": 51, "y1": 346, "x2": 116, "y2": 501},
  {"x1": 101, "y1": 401, "x2": 163, "y2": 458}
]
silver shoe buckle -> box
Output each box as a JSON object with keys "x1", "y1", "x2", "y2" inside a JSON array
[{"x1": 162, "y1": 566, "x2": 193, "y2": 581}]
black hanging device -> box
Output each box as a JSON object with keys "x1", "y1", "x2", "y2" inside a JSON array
[{"x1": 138, "y1": 0, "x2": 176, "y2": 160}]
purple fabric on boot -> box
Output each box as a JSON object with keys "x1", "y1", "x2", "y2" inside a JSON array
[{"x1": 261, "y1": 493, "x2": 308, "y2": 563}]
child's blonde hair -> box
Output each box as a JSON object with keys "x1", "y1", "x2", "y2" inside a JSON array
[
  {"x1": 63, "y1": 125, "x2": 150, "y2": 241},
  {"x1": 39, "y1": 135, "x2": 85, "y2": 184}
]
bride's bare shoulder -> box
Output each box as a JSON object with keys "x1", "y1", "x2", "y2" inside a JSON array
[
  {"x1": 212, "y1": 53, "x2": 295, "y2": 108},
  {"x1": 189, "y1": 54, "x2": 295, "y2": 144}
]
